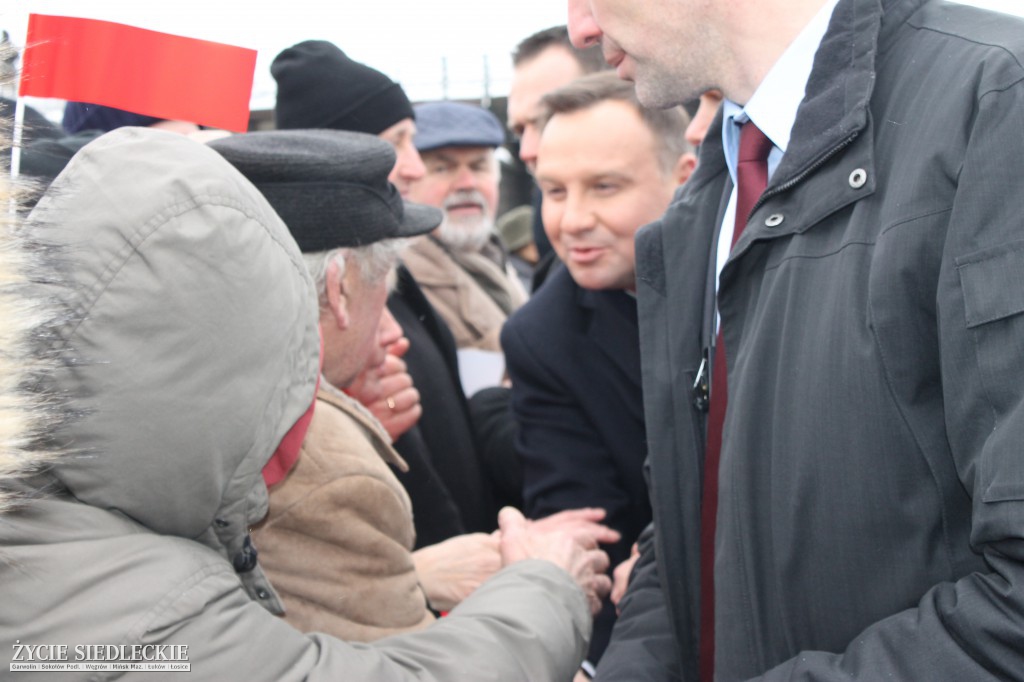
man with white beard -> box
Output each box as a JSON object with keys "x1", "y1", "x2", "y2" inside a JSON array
[{"x1": 403, "y1": 101, "x2": 528, "y2": 353}]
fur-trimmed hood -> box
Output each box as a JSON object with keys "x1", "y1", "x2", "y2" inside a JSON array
[
  {"x1": 17, "y1": 127, "x2": 320, "y2": 574},
  {"x1": 0, "y1": 135, "x2": 49, "y2": 512}
]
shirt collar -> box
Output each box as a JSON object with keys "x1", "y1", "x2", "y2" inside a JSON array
[{"x1": 722, "y1": 0, "x2": 840, "y2": 178}]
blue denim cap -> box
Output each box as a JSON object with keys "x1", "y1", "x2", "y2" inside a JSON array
[{"x1": 413, "y1": 101, "x2": 505, "y2": 152}]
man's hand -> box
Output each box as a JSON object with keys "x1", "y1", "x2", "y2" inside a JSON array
[
  {"x1": 345, "y1": 336, "x2": 421, "y2": 440},
  {"x1": 611, "y1": 542, "x2": 641, "y2": 612},
  {"x1": 498, "y1": 507, "x2": 612, "y2": 615},
  {"x1": 412, "y1": 533, "x2": 502, "y2": 612},
  {"x1": 531, "y1": 507, "x2": 621, "y2": 549}
]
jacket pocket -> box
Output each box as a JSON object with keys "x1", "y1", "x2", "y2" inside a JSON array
[
  {"x1": 956, "y1": 241, "x2": 1024, "y2": 503},
  {"x1": 957, "y1": 241, "x2": 1024, "y2": 328}
]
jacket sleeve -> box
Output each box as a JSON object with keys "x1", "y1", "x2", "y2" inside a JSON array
[
  {"x1": 391, "y1": 426, "x2": 467, "y2": 549},
  {"x1": 502, "y1": 316, "x2": 636, "y2": 565},
  {"x1": 467, "y1": 385, "x2": 525, "y2": 509},
  {"x1": 140, "y1": 559, "x2": 590, "y2": 681},
  {"x1": 752, "y1": 62, "x2": 1024, "y2": 682},
  {"x1": 595, "y1": 523, "x2": 682, "y2": 681}
]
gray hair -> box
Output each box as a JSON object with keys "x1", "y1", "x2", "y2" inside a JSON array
[{"x1": 303, "y1": 239, "x2": 405, "y2": 308}]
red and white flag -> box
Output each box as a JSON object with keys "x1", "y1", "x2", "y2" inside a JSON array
[{"x1": 19, "y1": 14, "x2": 257, "y2": 133}]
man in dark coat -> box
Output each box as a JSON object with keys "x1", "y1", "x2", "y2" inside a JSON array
[
  {"x1": 507, "y1": 25, "x2": 609, "y2": 289},
  {"x1": 567, "y1": 0, "x2": 1024, "y2": 680},
  {"x1": 502, "y1": 71, "x2": 695, "y2": 668}
]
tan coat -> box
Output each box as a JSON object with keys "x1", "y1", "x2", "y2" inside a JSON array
[
  {"x1": 253, "y1": 386, "x2": 434, "y2": 641},
  {"x1": 402, "y1": 235, "x2": 527, "y2": 352}
]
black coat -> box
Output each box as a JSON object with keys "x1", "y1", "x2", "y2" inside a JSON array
[
  {"x1": 388, "y1": 265, "x2": 498, "y2": 537},
  {"x1": 601, "y1": 1, "x2": 1024, "y2": 680},
  {"x1": 504, "y1": 265, "x2": 649, "y2": 562},
  {"x1": 503, "y1": 265, "x2": 650, "y2": 662}
]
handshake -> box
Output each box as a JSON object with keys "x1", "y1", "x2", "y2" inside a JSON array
[
  {"x1": 498, "y1": 507, "x2": 616, "y2": 616},
  {"x1": 414, "y1": 507, "x2": 617, "y2": 614}
]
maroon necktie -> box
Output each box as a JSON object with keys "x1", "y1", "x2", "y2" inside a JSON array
[{"x1": 699, "y1": 121, "x2": 773, "y2": 682}]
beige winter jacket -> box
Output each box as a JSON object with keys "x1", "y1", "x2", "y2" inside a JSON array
[{"x1": 253, "y1": 386, "x2": 435, "y2": 641}]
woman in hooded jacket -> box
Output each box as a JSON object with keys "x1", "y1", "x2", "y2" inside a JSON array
[{"x1": 0, "y1": 125, "x2": 606, "y2": 681}]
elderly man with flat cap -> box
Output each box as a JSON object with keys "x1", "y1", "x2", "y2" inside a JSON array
[
  {"x1": 403, "y1": 101, "x2": 529, "y2": 354},
  {"x1": 208, "y1": 129, "x2": 457, "y2": 639},
  {"x1": 271, "y1": 40, "x2": 507, "y2": 540},
  {"x1": 209, "y1": 129, "x2": 618, "y2": 641}
]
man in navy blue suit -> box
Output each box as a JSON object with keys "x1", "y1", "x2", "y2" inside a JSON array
[{"x1": 501, "y1": 71, "x2": 697, "y2": 669}]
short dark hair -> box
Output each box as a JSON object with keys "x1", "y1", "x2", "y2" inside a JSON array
[
  {"x1": 512, "y1": 25, "x2": 607, "y2": 74},
  {"x1": 539, "y1": 71, "x2": 692, "y2": 173}
]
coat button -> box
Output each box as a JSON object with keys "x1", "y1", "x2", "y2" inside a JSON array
[
  {"x1": 765, "y1": 213, "x2": 785, "y2": 227},
  {"x1": 849, "y1": 168, "x2": 868, "y2": 189}
]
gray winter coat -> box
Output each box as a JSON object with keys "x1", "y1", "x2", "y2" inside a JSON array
[
  {"x1": 597, "y1": 0, "x2": 1024, "y2": 680},
  {"x1": 0, "y1": 128, "x2": 590, "y2": 681}
]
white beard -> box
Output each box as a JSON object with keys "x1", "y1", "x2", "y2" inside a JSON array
[{"x1": 436, "y1": 190, "x2": 495, "y2": 252}]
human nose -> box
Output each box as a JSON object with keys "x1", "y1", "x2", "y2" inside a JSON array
[
  {"x1": 519, "y1": 126, "x2": 541, "y2": 170},
  {"x1": 560, "y1": 191, "x2": 595, "y2": 235},
  {"x1": 453, "y1": 165, "x2": 476, "y2": 190},
  {"x1": 568, "y1": 0, "x2": 602, "y2": 50},
  {"x1": 686, "y1": 91, "x2": 724, "y2": 148},
  {"x1": 396, "y1": 144, "x2": 426, "y2": 183},
  {"x1": 377, "y1": 307, "x2": 403, "y2": 350}
]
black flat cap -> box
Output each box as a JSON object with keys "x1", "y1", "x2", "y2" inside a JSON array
[{"x1": 209, "y1": 129, "x2": 440, "y2": 252}]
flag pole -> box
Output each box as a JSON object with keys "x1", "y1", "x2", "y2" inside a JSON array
[
  {"x1": 10, "y1": 12, "x2": 27, "y2": 183},
  {"x1": 10, "y1": 97, "x2": 25, "y2": 180}
]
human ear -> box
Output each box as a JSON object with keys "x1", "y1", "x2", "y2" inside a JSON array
[
  {"x1": 674, "y1": 152, "x2": 698, "y2": 186},
  {"x1": 324, "y1": 259, "x2": 350, "y2": 330}
]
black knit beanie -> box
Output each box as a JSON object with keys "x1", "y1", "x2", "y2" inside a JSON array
[{"x1": 271, "y1": 40, "x2": 414, "y2": 135}]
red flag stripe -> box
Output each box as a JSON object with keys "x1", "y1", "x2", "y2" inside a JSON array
[{"x1": 19, "y1": 14, "x2": 257, "y2": 133}]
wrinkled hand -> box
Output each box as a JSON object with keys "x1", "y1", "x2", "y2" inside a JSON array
[
  {"x1": 498, "y1": 507, "x2": 611, "y2": 615},
  {"x1": 530, "y1": 507, "x2": 621, "y2": 550},
  {"x1": 345, "y1": 337, "x2": 421, "y2": 440},
  {"x1": 413, "y1": 532, "x2": 502, "y2": 612},
  {"x1": 611, "y1": 542, "x2": 640, "y2": 611}
]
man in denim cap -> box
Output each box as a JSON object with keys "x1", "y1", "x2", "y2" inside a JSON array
[{"x1": 403, "y1": 101, "x2": 528, "y2": 353}]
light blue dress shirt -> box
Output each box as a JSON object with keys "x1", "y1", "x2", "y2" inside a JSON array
[{"x1": 715, "y1": 0, "x2": 842, "y2": 293}]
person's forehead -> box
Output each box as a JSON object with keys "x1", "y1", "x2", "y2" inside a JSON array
[
  {"x1": 543, "y1": 99, "x2": 648, "y2": 141},
  {"x1": 422, "y1": 146, "x2": 495, "y2": 163},
  {"x1": 537, "y1": 101, "x2": 659, "y2": 175},
  {"x1": 378, "y1": 117, "x2": 416, "y2": 143},
  {"x1": 509, "y1": 46, "x2": 584, "y2": 112}
]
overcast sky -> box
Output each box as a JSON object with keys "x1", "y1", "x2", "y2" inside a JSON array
[{"x1": 5, "y1": 0, "x2": 1024, "y2": 119}]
